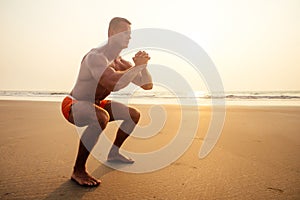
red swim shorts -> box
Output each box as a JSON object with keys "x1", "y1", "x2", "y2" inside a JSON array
[{"x1": 61, "y1": 96, "x2": 109, "y2": 122}]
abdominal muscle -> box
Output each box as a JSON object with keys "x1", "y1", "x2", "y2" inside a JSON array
[{"x1": 71, "y1": 79, "x2": 111, "y2": 103}]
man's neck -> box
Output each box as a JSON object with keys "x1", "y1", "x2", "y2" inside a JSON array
[{"x1": 104, "y1": 42, "x2": 122, "y2": 61}]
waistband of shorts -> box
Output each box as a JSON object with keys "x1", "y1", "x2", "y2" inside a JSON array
[{"x1": 66, "y1": 95, "x2": 76, "y2": 100}]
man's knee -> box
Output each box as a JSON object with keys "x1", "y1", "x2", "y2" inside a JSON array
[
  {"x1": 129, "y1": 108, "x2": 140, "y2": 124},
  {"x1": 99, "y1": 113, "x2": 109, "y2": 130},
  {"x1": 92, "y1": 110, "x2": 110, "y2": 130}
]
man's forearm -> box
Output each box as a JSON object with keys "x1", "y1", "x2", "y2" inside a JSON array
[
  {"x1": 132, "y1": 67, "x2": 152, "y2": 86},
  {"x1": 140, "y1": 67, "x2": 153, "y2": 85},
  {"x1": 113, "y1": 64, "x2": 147, "y2": 91}
]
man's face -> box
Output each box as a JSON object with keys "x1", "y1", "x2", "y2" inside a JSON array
[{"x1": 109, "y1": 22, "x2": 131, "y2": 48}]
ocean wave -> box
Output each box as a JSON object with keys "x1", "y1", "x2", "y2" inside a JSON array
[{"x1": 1, "y1": 90, "x2": 300, "y2": 100}]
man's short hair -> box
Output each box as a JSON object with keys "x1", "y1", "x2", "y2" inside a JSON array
[{"x1": 108, "y1": 17, "x2": 131, "y2": 32}]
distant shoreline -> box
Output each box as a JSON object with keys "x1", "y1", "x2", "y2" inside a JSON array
[
  {"x1": 0, "y1": 98, "x2": 299, "y2": 107},
  {"x1": 0, "y1": 90, "x2": 300, "y2": 106}
]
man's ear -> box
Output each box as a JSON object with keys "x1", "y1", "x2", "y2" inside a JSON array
[{"x1": 108, "y1": 29, "x2": 114, "y2": 37}]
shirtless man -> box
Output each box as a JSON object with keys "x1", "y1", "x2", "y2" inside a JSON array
[{"x1": 61, "y1": 17, "x2": 152, "y2": 187}]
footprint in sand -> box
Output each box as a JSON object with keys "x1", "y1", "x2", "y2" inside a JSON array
[{"x1": 267, "y1": 187, "x2": 284, "y2": 193}]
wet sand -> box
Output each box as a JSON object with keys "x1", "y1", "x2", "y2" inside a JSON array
[{"x1": 0, "y1": 100, "x2": 299, "y2": 199}]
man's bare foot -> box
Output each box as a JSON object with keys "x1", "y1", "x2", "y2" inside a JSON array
[
  {"x1": 107, "y1": 152, "x2": 135, "y2": 164},
  {"x1": 71, "y1": 170, "x2": 101, "y2": 187}
]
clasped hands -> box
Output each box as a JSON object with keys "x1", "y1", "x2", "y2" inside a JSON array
[{"x1": 132, "y1": 51, "x2": 150, "y2": 67}]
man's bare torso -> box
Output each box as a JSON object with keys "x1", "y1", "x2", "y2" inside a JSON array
[{"x1": 70, "y1": 47, "x2": 130, "y2": 103}]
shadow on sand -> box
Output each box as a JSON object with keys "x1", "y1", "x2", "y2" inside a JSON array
[{"x1": 43, "y1": 164, "x2": 115, "y2": 200}]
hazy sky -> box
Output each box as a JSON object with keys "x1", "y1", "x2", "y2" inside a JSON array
[{"x1": 0, "y1": 0, "x2": 299, "y2": 92}]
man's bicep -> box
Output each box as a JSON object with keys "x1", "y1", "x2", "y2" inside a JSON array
[
  {"x1": 99, "y1": 67, "x2": 120, "y2": 89},
  {"x1": 120, "y1": 58, "x2": 133, "y2": 69}
]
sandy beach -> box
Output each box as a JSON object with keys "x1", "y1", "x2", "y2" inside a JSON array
[{"x1": 0, "y1": 100, "x2": 299, "y2": 199}]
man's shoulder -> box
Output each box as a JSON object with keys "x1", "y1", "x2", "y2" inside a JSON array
[
  {"x1": 85, "y1": 48, "x2": 109, "y2": 66},
  {"x1": 88, "y1": 48, "x2": 107, "y2": 59}
]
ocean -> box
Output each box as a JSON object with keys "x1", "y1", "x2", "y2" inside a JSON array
[{"x1": 0, "y1": 90, "x2": 300, "y2": 106}]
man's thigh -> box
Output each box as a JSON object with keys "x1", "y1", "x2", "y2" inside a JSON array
[
  {"x1": 69, "y1": 101, "x2": 109, "y2": 127},
  {"x1": 103, "y1": 100, "x2": 139, "y2": 121}
]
